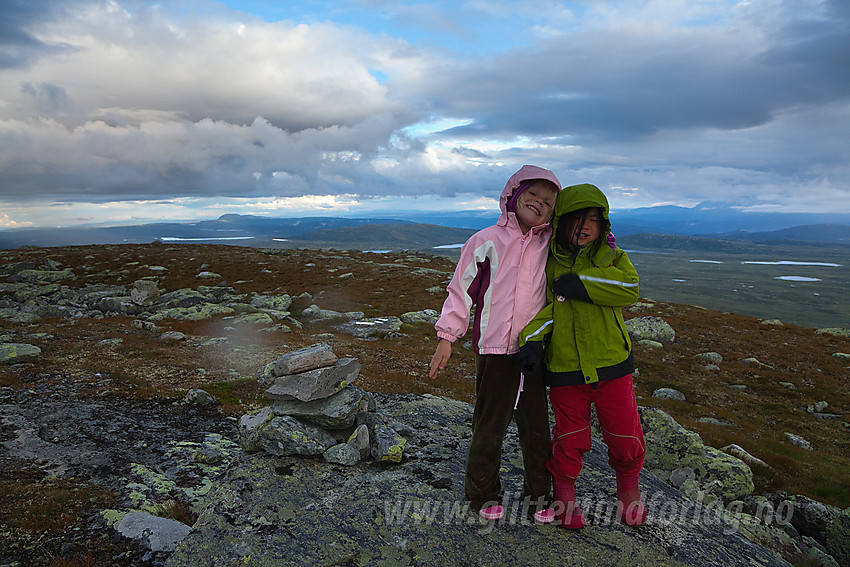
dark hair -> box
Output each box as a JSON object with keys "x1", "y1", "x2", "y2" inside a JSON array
[{"x1": 556, "y1": 207, "x2": 606, "y2": 256}]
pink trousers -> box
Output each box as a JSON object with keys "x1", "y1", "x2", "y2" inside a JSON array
[{"x1": 547, "y1": 374, "x2": 645, "y2": 481}]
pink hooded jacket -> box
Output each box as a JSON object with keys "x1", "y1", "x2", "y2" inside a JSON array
[{"x1": 435, "y1": 165, "x2": 561, "y2": 355}]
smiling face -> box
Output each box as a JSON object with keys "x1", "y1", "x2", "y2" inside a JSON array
[
  {"x1": 514, "y1": 180, "x2": 558, "y2": 234},
  {"x1": 557, "y1": 206, "x2": 604, "y2": 250},
  {"x1": 572, "y1": 207, "x2": 602, "y2": 246}
]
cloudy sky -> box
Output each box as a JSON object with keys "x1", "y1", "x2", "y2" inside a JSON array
[{"x1": 1, "y1": 0, "x2": 848, "y2": 229}]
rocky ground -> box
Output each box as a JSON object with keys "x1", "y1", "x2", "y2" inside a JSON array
[{"x1": 1, "y1": 242, "x2": 849, "y2": 566}]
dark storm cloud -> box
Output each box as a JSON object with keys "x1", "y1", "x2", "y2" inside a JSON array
[
  {"x1": 0, "y1": 0, "x2": 73, "y2": 68},
  {"x1": 422, "y1": 3, "x2": 850, "y2": 143}
]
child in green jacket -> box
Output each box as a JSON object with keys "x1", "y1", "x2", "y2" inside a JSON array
[{"x1": 518, "y1": 183, "x2": 646, "y2": 528}]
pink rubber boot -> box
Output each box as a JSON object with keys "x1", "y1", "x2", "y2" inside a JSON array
[
  {"x1": 616, "y1": 470, "x2": 646, "y2": 526},
  {"x1": 552, "y1": 476, "x2": 585, "y2": 529}
]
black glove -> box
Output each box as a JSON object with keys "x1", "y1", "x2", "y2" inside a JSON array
[
  {"x1": 517, "y1": 341, "x2": 544, "y2": 375},
  {"x1": 552, "y1": 273, "x2": 591, "y2": 302}
]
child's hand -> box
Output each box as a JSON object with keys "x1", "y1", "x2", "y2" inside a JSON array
[
  {"x1": 429, "y1": 339, "x2": 452, "y2": 379},
  {"x1": 517, "y1": 341, "x2": 544, "y2": 375}
]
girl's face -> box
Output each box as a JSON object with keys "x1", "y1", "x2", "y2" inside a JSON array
[
  {"x1": 515, "y1": 181, "x2": 558, "y2": 234},
  {"x1": 568, "y1": 208, "x2": 602, "y2": 246}
]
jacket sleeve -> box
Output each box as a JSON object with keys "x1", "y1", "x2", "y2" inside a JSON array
[
  {"x1": 518, "y1": 302, "x2": 554, "y2": 347},
  {"x1": 434, "y1": 238, "x2": 481, "y2": 342},
  {"x1": 573, "y1": 248, "x2": 639, "y2": 307}
]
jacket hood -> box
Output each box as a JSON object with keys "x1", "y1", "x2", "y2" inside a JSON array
[
  {"x1": 499, "y1": 165, "x2": 561, "y2": 215},
  {"x1": 551, "y1": 183, "x2": 613, "y2": 261}
]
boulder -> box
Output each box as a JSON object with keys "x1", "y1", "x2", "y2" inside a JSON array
[
  {"x1": 826, "y1": 508, "x2": 850, "y2": 566},
  {"x1": 639, "y1": 407, "x2": 754, "y2": 502},
  {"x1": 652, "y1": 388, "x2": 686, "y2": 401},
  {"x1": 0, "y1": 343, "x2": 42, "y2": 364},
  {"x1": 131, "y1": 279, "x2": 160, "y2": 306},
  {"x1": 258, "y1": 415, "x2": 337, "y2": 457},
  {"x1": 269, "y1": 386, "x2": 369, "y2": 430},
  {"x1": 626, "y1": 316, "x2": 675, "y2": 343}
]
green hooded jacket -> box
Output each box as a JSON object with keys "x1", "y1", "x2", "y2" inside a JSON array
[{"x1": 518, "y1": 183, "x2": 639, "y2": 386}]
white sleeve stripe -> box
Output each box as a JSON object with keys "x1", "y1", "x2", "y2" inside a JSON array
[
  {"x1": 579, "y1": 275, "x2": 639, "y2": 288},
  {"x1": 526, "y1": 319, "x2": 553, "y2": 340}
]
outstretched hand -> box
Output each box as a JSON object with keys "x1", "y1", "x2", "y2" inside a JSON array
[{"x1": 429, "y1": 339, "x2": 452, "y2": 379}]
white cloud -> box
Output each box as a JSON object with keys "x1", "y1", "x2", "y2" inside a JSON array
[{"x1": 0, "y1": 0, "x2": 848, "y2": 227}]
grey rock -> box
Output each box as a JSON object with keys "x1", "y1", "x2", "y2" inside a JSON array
[
  {"x1": 653, "y1": 388, "x2": 686, "y2": 401},
  {"x1": 269, "y1": 342, "x2": 338, "y2": 377},
  {"x1": 116, "y1": 511, "x2": 191, "y2": 552},
  {"x1": 626, "y1": 316, "x2": 675, "y2": 343},
  {"x1": 323, "y1": 443, "x2": 361, "y2": 465},
  {"x1": 347, "y1": 424, "x2": 371, "y2": 460},
  {"x1": 301, "y1": 304, "x2": 363, "y2": 322},
  {"x1": 158, "y1": 289, "x2": 208, "y2": 309},
  {"x1": 249, "y1": 294, "x2": 292, "y2": 312},
  {"x1": 721, "y1": 444, "x2": 769, "y2": 469},
  {"x1": 785, "y1": 433, "x2": 813, "y2": 450},
  {"x1": 184, "y1": 389, "x2": 216, "y2": 406},
  {"x1": 826, "y1": 507, "x2": 850, "y2": 566},
  {"x1": 400, "y1": 309, "x2": 440, "y2": 325},
  {"x1": 270, "y1": 386, "x2": 369, "y2": 430},
  {"x1": 697, "y1": 352, "x2": 723, "y2": 365},
  {"x1": 696, "y1": 417, "x2": 735, "y2": 427},
  {"x1": 741, "y1": 357, "x2": 774, "y2": 369},
  {"x1": 159, "y1": 331, "x2": 187, "y2": 342},
  {"x1": 238, "y1": 407, "x2": 274, "y2": 452},
  {"x1": 264, "y1": 358, "x2": 361, "y2": 402},
  {"x1": 196, "y1": 271, "x2": 221, "y2": 279},
  {"x1": 640, "y1": 407, "x2": 754, "y2": 502},
  {"x1": 0, "y1": 343, "x2": 42, "y2": 364},
  {"x1": 669, "y1": 467, "x2": 696, "y2": 488},
  {"x1": 131, "y1": 279, "x2": 160, "y2": 306},
  {"x1": 14, "y1": 268, "x2": 76, "y2": 284},
  {"x1": 816, "y1": 328, "x2": 850, "y2": 338},
  {"x1": 229, "y1": 312, "x2": 274, "y2": 326},
  {"x1": 149, "y1": 303, "x2": 235, "y2": 321},
  {"x1": 132, "y1": 319, "x2": 159, "y2": 333},
  {"x1": 370, "y1": 424, "x2": 406, "y2": 463},
  {"x1": 333, "y1": 316, "x2": 403, "y2": 338},
  {"x1": 258, "y1": 415, "x2": 336, "y2": 456},
  {"x1": 788, "y1": 494, "x2": 841, "y2": 537}
]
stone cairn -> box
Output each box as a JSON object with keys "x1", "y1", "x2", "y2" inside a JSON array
[{"x1": 238, "y1": 342, "x2": 406, "y2": 465}]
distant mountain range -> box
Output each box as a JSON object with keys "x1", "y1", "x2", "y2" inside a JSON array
[{"x1": 1, "y1": 205, "x2": 849, "y2": 250}]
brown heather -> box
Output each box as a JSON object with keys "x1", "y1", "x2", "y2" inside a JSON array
[{"x1": 1, "y1": 243, "x2": 848, "y2": 565}]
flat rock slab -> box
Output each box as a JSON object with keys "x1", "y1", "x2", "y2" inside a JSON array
[{"x1": 264, "y1": 357, "x2": 360, "y2": 402}]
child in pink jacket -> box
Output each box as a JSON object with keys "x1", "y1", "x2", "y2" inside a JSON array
[{"x1": 429, "y1": 165, "x2": 560, "y2": 522}]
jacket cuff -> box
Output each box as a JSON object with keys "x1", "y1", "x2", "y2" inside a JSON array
[{"x1": 436, "y1": 331, "x2": 458, "y2": 342}]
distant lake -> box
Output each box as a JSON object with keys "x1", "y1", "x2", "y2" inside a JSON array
[
  {"x1": 742, "y1": 260, "x2": 841, "y2": 267},
  {"x1": 160, "y1": 236, "x2": 255, "y2": 241}
]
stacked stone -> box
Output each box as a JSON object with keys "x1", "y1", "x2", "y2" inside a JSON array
[{"x1": 239, "y1": 342, "x2": 406, "y2": 465}]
